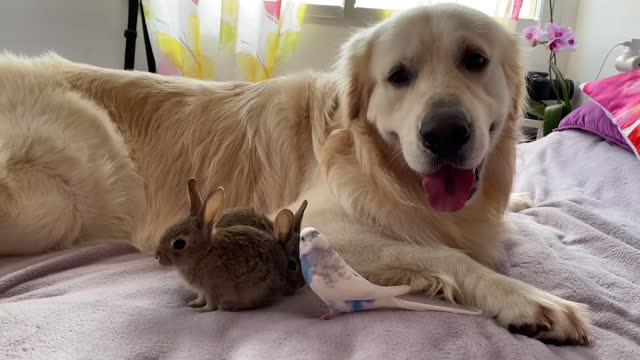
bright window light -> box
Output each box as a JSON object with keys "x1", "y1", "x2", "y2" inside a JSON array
[
  {"x1": 354, "y1": 0, "x2": 540, "y2": 19},
  {"x1": 305, "y1": 0, "x2": 344, "y2": 6}
]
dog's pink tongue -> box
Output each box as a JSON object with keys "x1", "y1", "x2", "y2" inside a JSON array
[{"x1": 422, "y1": 166, "x2": 475, "y2": 212}]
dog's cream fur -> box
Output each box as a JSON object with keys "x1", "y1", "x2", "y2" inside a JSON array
[{"x1": 0, "y1": 5, "x2": 588, "y2": 344}]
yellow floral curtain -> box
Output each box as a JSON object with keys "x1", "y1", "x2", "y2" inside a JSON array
[{"x1": 141, "y1": 0, "x2": 307, "y2": 82}]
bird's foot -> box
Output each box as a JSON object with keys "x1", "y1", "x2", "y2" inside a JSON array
[
  {"x1": 320, "y1": 312, "x2": 337, "y2": 320},
  {"x1": 188, "y1": 295, "x2": 207, "y2": 308}
]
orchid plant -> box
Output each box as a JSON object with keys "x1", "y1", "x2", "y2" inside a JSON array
[{"x1": 522, "y1": 20, "x2": 578, "y2": 135}]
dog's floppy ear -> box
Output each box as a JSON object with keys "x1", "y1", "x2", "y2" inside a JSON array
[
  {"x1": 502, "y1": 35, "x2": 526, "y2": 126},
  {"x1": 337, "y1": 28, "x2": 374, "y2": 122},
  {"x1": 484, "y1": 34, "x2": 526, "y2": 215}
]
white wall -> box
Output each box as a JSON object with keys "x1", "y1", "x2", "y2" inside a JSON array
[
  {"x1": 274, "y1": 22, "x2": 353, "y2": 76},
  {"x1": 566, "y1": 0, "x2": 640, "y2": 102},
  {"x1": 0, "y1": 0, "x2": 148, "y2": 70},
  {"x1": 0, "y1": 0, "x2": 577, "y2": 76}
]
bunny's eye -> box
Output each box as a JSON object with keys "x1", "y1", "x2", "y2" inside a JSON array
[
  {"x1": 287, "y1": 259, "x2": 298, "y2": 272},
  {"x1": 171, "y1": 238, "x2": 186, "y2": 250}
]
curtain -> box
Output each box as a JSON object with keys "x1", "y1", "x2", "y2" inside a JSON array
[{"x1": 141, "y1": 0, "x2": 307, "y2": 82}]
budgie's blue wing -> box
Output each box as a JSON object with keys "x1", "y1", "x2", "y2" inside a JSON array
[{"x1": 300, "y1": 254, "x2": 314, "y2": 285}]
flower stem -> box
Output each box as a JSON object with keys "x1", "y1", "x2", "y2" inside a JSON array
[{"x1": 548, "y1": 55, "x2": 560, "y2": 102}]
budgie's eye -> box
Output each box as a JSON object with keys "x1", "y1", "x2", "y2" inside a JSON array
[
  {"x1": 287, "y1": 259, "x2": 298, "y2": 271},
  {"x1": 171, "y1": 238, "x2": 186, "y2": 250}
]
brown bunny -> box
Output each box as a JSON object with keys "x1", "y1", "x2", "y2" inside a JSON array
[
  {"x1": 155, "y1": 178, "x2": 307, "y2": 312},
  {"x1": 215, "y1": 200, "x2": 308, "y2": 296}
]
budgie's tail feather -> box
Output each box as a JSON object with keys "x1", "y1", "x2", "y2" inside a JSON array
[
  {"x1": 377, "y1": 284, "x2": 411, "y2": 297},
  {"x1": 375, "y1": 297, "x2": 482, "y2": 316}
]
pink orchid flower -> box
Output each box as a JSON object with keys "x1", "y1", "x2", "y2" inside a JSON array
[
  {"x1": 548, "y1": 37, "x2": 568, "y2": 53},
  {"x1": 544, "y1": 23, "x2": 577, "y2": 52},
  {"x1": 545, "y1": 23, "x2": 573, "y2": 40},
  {"x1": 564, "y1": 35, "x2": 578, "y2": 51},
  {"x1": 522, "y1": 24, "x2": 544, "y2": 46}
]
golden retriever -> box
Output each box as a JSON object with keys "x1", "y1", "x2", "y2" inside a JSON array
[{"x1": 0, "y1": 4, "x2": 589, "y2": 344}]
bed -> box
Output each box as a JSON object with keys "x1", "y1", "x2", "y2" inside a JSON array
[{"x1": 2, "y1": 130, "x2": 639, "y2": 359}]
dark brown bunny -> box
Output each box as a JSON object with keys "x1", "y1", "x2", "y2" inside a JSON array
[{"x1": 155, "y1": 178, "x2": 307, "y2": 311}]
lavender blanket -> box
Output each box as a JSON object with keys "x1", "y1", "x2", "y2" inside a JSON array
[{"x1": 2, "y1": 131, "x2": 640, "y2": 359}]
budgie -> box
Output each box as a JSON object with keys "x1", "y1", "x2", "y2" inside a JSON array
[{"x1": 299, "y1": 227, "x2": 482, "y2": 319}]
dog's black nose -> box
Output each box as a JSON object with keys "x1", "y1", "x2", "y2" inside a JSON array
[{"x1": 420, "y1": 109, "x2": 471, "y2": 161}]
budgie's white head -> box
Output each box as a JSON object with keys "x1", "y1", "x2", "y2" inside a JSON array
[{"x1": 300, "y1": 227, "x2": 330, "y2": 255}]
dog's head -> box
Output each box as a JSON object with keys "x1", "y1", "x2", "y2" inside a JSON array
[{"x1": 337, "y1": 4, "x2": 524, "y2": 212}]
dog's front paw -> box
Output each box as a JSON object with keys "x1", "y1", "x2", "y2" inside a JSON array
[
  {"x1": 508, "y1": 192, "x2": 533, "y2": 212},
  {"x1": 495, "y1": 289, "x2": 590, "y2": 345}
]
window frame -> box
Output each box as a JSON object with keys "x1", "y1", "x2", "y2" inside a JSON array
[
  {"x1": 305, "y1": 0, "x2": 387, "y2": 26},
  {"x1": 305, "y1": 0, "x2": 544, "y2": 26}
]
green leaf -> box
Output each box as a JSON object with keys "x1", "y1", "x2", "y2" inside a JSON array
[
  {"x1": 527, "y1": 99, "x2": 546, "y2": 119},
  {"x1": 549, "y1": 61, "x2": 573, "y2": 113},
  {"x1": 543, "y1": 103, "x2": 565, "y2": 136}
]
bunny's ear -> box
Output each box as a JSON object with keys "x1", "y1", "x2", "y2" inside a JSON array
[
  {"x1": 274, "y1": 209, "x2": 294, "y2": 243},
  {"x1": 292, "y1": 200, "x2": 308, "y2": 232},
  {"x1": 187, "y1": 178, "x2": 203, "y2": 216},
  {"x1": 201, "y1": 187, "x2": 225, "y2": 234}
]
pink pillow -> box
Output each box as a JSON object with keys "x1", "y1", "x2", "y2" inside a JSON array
[
  {"x1": 581, "y1": 68, "x2": 640, "y2": 158},
  {"x1": 555, "y1": 101, "x2": 632, "y2": 152}
]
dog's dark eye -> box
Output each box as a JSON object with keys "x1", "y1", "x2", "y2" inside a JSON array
[
  {"x1": 387, "y1": 65, "x2": 413, "y2": 87},
  {"x1": 287, "y1": 259, "x2": 298, "y2": 271},
  {"x1": 171, "y1": 238, "x2": 186, "y2": 250},
  {"x1": 462, "y1": 51, "x2": 488, "y2": 72}
]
